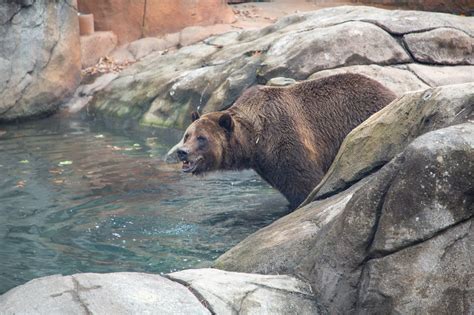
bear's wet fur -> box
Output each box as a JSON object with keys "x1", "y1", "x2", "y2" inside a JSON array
[{"x1": 177, "y1": 73, "x2": 397, "y2": 209}]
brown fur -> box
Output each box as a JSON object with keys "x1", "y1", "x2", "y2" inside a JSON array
[{"x1": 177, "y1": 73, "x2": 396, "y2": 209}]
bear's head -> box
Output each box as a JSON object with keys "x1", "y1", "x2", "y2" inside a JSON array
[{"x1": 176, "y1": 111, "x2": 234, "y2": 175}]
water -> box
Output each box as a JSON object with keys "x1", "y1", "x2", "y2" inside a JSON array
[{"x1": 0, "y1": 115, "x2": 288, "y2": 294}]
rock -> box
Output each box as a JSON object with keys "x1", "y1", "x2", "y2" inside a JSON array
[
  {"x1": 85, "y1": 6, "x2": 474, "y2": 130},
  {"x1": 266, "y1": 77, "x2": 297, "y2": 86},
  {"x1": 64, "y1": 73, "x2": 119, "y2": 114},
  {"x1": 308, "y1": 64, "x2": 429, "y2": 96},
  {"x1": 0, "y1": 269, "x2": 323, "y2": 314},
  {"x1": 404, "y1": 28, "x2": 473, "y2": 65},
  {"x1": 215, "y1": 122, "x2": 474, "y2": 314},
  {"x1": 78, "y1": 0, "x2": 235, "y2": 44},
  {"x1": 80, "y1": 31, "x2": 118, "y2": 68},
  {"x1": 0, "y1": 273, "x2": 210, "y2": 314},
  {"x1": 168, "y1": 268, "x2": 322, "y2": 314},
  {"x1": 358, "y1": 220, "x2": 473, "y2": 314},
  {"x1": 302, "y1": 82, "x2": 473, "y2": 201},
  {"x1": 406, "y1": 63, "x2": 474, "y2": 87},
  {"x1": 109, "y1": 45, "x2": 136, "y2": 63},
  {"x1": 179, "y1": 24, "x2": 235, "y2": 47},
  {"x1": 0, "y1": 0, "x2": 81, "y2": 121},
  {"x1": 369, "y1": 123, "x2": 474, "y2": 253},
  {"x1": 215, "y1": 179, "x2": 366, "y2": 274},
  {"x1": 350, "y1": 0, "x2": 473, "y2": 15},
  {"x1": 260, "y1": 21, "x2": 410, "y2": 80},
  {"x1": 127, "y1": 37, "x2": 169, "y2": 60}
]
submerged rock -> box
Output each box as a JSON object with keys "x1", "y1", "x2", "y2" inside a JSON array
[{"x1": 0, "y1": 0, "x2": 81, "y2": 122}]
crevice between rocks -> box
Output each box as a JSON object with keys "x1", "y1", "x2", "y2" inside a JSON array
[
  {"x1": 367, "y1": 214, "x2": 473, "y2": 262},
  {"x1": 164, "y1": 275, "x2": 216, "y2": 315}
]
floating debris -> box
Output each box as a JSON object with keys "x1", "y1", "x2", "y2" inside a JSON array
[{"x1": 58, "y1": 160, "x2": 73, "y2": 166}]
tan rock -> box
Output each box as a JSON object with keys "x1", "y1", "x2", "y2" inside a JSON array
[
  {"x1": 81, "y1": 31, "x2": 118, "y2": 68},
  {"x1": 77, "y1": 0, "x2": 235, "y2": 44}
]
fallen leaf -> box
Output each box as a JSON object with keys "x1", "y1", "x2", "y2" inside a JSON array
[
  {"x1": 58, "y1": 160, "x2": 73, "y2": 166},
  {"x1": 19, "y1": 160, "x2": 29, "y2": 164}
]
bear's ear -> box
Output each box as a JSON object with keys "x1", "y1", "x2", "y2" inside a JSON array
[
  {"x1": 218, "y1": 113, "x2": 233, "y2": 132},
  {"x1": 191, "y1": 111, "x2": 200, "y2": 122}
]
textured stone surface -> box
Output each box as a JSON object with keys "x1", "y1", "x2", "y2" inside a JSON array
[
  {"x1": 84, "y1": 6, "x2": 474, "y2": 130},
  {"x1": 77, "y1": 0, "x2": 235, "y2": 44},
  {"x1": 309, "y1": 64, "x2": 429, "y2": 96},
  {"x1": 0, "y1": 0, "x2": 81, "y2": 121},
  {"x1": 260, "y1": 21, "x2": 410, "y2": 80},
  {"x1": 169, "y1": 268, "x2": 322, "y2": 314},
  {"x1": 358, "y1": 220, "x2": 473, "y2": 315},
  {"x1": 0, "y1": 273, "x2": 210, "y2": 315},
  {"x1": 404, "y1": 28, "x2": 473, "y2": 65},
  {"x1": 303, "y1": 82, "x2": 474, "y2": 201},
  {"x1": 406, "y1": 63, "x2": 474, "y2": 87},
  {"x1": 216, "y1": 122, "x2": 474, "y2": 314},
  {"x1": 80, "y1": 31, "x2": 118, "y2": 68}
]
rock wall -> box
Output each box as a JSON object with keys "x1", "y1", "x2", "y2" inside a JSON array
[
  {"x1": 348, "y1": 0, "x2": 473, "y2": 15},
  {"x1": 77, "y1": 0, "x2": 235, "y2": 44},
  {"x1": 0, "y1": 0, "x2": 81, "y2": 122},
  {"x1": 84, "y1": 6, "x2": 474, "y2": 130}
]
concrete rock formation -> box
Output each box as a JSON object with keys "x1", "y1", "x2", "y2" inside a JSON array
[
  {"x1": 83, "y1": 6, "x2": 474, "y2": 130},
  {"x1": 0, "y1": 270, "x2": 322, "y2": 314},
  {"x1": 77, "y1": 0, "x2": 235, "y2": 44},
  {"x1": 0, "y1": 0, "x2": 81, "y2": 122}
]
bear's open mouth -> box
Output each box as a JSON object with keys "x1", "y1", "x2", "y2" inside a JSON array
[{"x1": 181, "y1": 157, "x2": 202, "y2": 173}]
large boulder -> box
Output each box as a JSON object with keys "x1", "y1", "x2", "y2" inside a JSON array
[
  {"x1": 403, "y1": 28, "x2": 473, "y2": 65},
  {"x1": 0, "y1": 0, "x2": 81, "y2": 122},
  {"x1": 83, "y1": 6, "x2": 474, "y2": 130},
  {"x1": 77, "y1": 0, "x2": 235, "y2": 44},
  {"x1": 0, "y1": 270, "x2": 322, "y2": 314},
  {"x1": 0, "y1": 273, "x2": 210, "y2": 314},
  {"x1": 215, "y1": 122, "x2": 474, "y2": 314}
]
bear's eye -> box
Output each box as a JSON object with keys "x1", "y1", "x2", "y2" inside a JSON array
[
  {"x1": 197, "y1": 135, "x2": 207, "y2": 144},
  {"x1": 184, "y1": 134, "x2": 189, "y2": 142}
]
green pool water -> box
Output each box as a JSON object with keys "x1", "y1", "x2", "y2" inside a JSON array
[{"x1": 0, "y1": 115, "x2": 288, "y2": 294}]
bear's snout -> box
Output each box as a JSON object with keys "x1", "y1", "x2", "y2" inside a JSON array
[{"x1": 177, "y1": 148, "x2": 189, "y2": 161}]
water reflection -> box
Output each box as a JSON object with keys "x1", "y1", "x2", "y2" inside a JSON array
[{"x1": 0, "y1": 116, "x2": 288, "y2": 294}]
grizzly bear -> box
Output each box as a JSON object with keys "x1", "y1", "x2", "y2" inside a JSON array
[{"x1": 175, "y1": 73, "x2": 396, "y2": 209}]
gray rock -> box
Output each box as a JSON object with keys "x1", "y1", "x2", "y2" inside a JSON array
[
  {"x1": 406, "y1": 63, "x2": 474, "y2": 87},
  {"x1": 216, "y1": 122, "x2": 474, "y2": 314},
  {"x1": 358, "y1": 220, "x2": 473, "y2": 315},
  {"x1": 309, "y1": 64, "x2": 429, "y2": 96},
  {"x1": 260, "y1": 21, "x2": 410, "y2": 80},
  {"x1": 0, "y1": 0, "x2": 81, "y2": 121},
  {"x1": 84, "y1": 6, "x2": 473, "y2": 130},
  {"x1": 169, "y1": 268, "x2": 322, "y2": 314},
  {"x1": 370, "y1": 123, "x2": 474, "y2": 254},
  {"x1": 0, "y1": 272, "x2": 210, "y2": 315},
  {"x1": 266, "y1": 77, "x2": 297, "y2": 86},
  {"x1": 404, "y1": 28, "x2": 473, "y2": 65},
  {"x1": 302, "y1": 82, "x2": 474, "y2": 202},
  {"x1": 215, "y1": 178, "x2": 367, "y2": 274}
]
